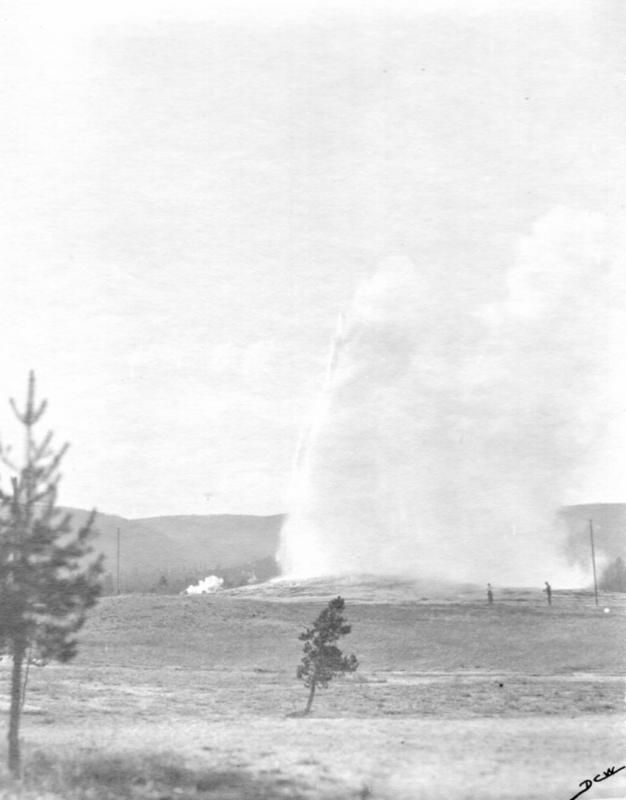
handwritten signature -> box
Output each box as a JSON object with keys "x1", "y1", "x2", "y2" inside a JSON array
[{"x1": 569, "y1": 765, "x2": 625, "y2": 800}]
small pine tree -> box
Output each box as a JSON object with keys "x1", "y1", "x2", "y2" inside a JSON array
[
  {"x1": 0, "y1": 372, "x2": 103, "y2": 776},
  {"x1": 296, "y1": 595, "x2": 358, "y2": 714}
]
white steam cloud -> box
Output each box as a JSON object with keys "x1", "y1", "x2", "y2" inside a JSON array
[
  {"x1": 184, "y1": 575, "x2": 224, "y2": 595},
  {"x1": 279, "y1": 208, "x2": 626, "y2": 586}
]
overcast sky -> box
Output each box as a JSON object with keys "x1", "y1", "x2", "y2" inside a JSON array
[{"x1": 0, "y1": 0, "x2": 624, "y2": 518}]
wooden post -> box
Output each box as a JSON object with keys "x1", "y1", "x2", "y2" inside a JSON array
[
  {"x1": 116, "y1": 527, "x2": 121, "y2": 595},
  {"x1": 589, "y1": 519, "x2": 599, "y2": 607}
]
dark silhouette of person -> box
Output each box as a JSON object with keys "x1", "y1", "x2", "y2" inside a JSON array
[
  {"x1": 487, "y1": 583, "x2": 494, "y2": 605},
  {"x1": 544, "y1": 581, "x2": 552, "y2": 606}
]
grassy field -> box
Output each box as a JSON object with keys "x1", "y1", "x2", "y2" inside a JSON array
[{"x1": 0, "y1": 583, "x2": 624, "y2": 799}]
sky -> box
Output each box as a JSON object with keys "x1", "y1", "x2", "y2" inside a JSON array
[{"x1": 0, "y1": 0, "x2": 625, "y2": 518}]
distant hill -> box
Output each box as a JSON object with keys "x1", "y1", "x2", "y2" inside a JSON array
[
  {"x1": 62, "y1": 507, "x2": 285, "y2": 589},
  {"x1": 559, "y1": 504, "x2": 626, "y2": 566},
  {"x1": 130, "y1": 514, "x2": 283, "y2": 567}
]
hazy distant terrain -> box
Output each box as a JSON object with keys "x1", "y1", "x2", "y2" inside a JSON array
[{"x1": 64, "y1": 507, "x2": 284, "y2": 587}]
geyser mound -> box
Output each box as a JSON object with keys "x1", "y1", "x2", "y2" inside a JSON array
[
  {"x1": 279, "y1": 211, "x2": 626, "y2": 586},
  {"x1": 224, "y1": 573, "x2": 484, "y2": 603}
]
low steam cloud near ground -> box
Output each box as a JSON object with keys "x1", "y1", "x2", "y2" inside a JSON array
[{"x1": 280, "y1": 208, "x2": 626, "y2": 586}]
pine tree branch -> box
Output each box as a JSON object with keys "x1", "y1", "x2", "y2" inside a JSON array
[
  {"x1": 9, "y1": 398, "x2": 27, "y2": 424},
  {"x1": 31, "y1": 400, "x2": 47, "y2": 426},
  {"x1": 39, "y1": 444, "x2": 69, "y2": 482},
  {"x1": 32, "y1": 432, "x2": 53, "y2": 462},
  {"x1": 0, "y1": 442, "x2": 19, "y2": 472}
]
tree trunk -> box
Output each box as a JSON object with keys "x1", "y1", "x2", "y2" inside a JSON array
[
  {"x1": 21, "y1": 647, "x2": 32, "y2": 712},
  {"x1": 304, "y1": 680, "x2": 316, "y2": 715},
  {"x1": 8, "y1": 639, "x2": 26, "y2": 777}
]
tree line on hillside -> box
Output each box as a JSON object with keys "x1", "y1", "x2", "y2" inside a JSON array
[{"x1": 600, "y1": 556, "x2": 626, "y2": 592}]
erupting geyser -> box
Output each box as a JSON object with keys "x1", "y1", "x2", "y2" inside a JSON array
[{"x1": 279, "y1": 210, "x2": 626, "y2": 585}]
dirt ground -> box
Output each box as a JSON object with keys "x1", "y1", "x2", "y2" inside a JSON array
[{"x1": 0, "y1": 584, "x2": 624, "y2": 799}]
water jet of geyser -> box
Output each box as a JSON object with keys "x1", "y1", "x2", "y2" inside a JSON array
[{"x1": 278, "y1": 210, "x2": 626, "y2": 587}]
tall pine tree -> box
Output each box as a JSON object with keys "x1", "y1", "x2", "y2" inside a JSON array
[{"x1": 0, "y1": 372, "x2": 103, "y2": 776}]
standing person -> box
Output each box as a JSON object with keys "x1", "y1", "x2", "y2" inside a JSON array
[
  {"x1": 487, "y1": 583, "x2": 494, "y2": 605},
  {"x1": 544, "y1": 581, "x2": 552, "y2": 606}
]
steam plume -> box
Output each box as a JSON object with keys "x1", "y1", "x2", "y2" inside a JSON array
[{"x1": 279, "y1": 209, "x2": 626, "y2": 585}]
